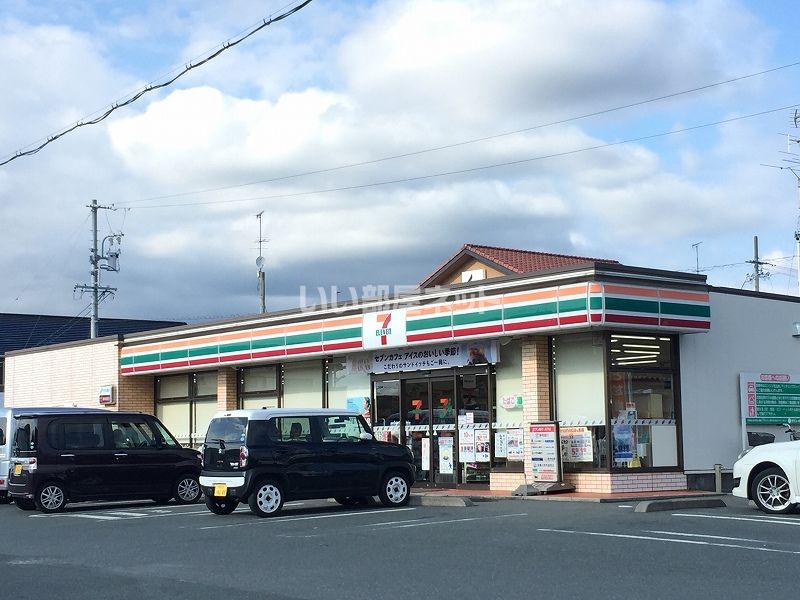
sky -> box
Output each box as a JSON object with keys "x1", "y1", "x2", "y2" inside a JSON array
[{"x1": 2, "y1": 0, "x2": 800, "y2": 325}]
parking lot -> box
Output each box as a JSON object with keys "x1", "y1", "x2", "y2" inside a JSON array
[{"x1": 2, "y1": 494, "x2": 799, "y2": 600}]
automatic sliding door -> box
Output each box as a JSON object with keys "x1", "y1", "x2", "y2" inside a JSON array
[
  {"x1": 403, "y1": 379, "x2": 431, "y2": 483},
  {"x1": 431, "y1": 378, "x2": 456, "y2": 485}
]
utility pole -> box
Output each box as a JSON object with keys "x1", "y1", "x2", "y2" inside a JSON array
[
  {"x1": 746, "y1": 235, "x2": 768, "y2": 292},
  {"x1": 255, "y1": 211, "x2": 266, "y2": 313},
  {"x1": 74, "y1": 199, "x2": 122, "y2": 338}
]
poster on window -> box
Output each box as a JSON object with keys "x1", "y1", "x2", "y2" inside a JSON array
[
  {"x1": 612, "y1": 424, "x2": 634, "y2": 461},
  {"x1": 459, "y1": 429, "x2": 476, "y2": 462},
  {"x1": 474, "y1": 430, "x2": 490, "y2": 463},
  {"x1": 421, "y1": 437, "x2": 430, "y2": 471},
  {"x1": 494, "y1": 431, "x2": 508, "y2": 458},
  {"x1": 560, "y1": 427, "x2": 594, "y2": 463},
  {"x1": 438, "y1": 437, "x2": 454, "y2": 474},
  {"x1": 506, "y1": 428, "x2": 524, "y2": 461}
]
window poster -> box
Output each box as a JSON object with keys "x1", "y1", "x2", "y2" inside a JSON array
[
  {"x1": 421, "y1": 437, "x2": 430, "y2": 471},
  {"x1": 438, "y1": 437, "x2": 454, "y2": 474},
  {"x1": 474, "y1": 429, "x2": 490, "y2": 463},
  {"x1": 560, "y1": 427, "x2": 594, "y2": 463},
  {"x1": 506, "y1": 428, "x2": 524, "y2": 461},
  {"x1": 459, "y1": 429, "x2": 476, "y2": 463},
  {"x1": 612, "y1": 424, "x2": 634, "y2": 461},
  {"x1": 494, "y1": 431, "x2": 508, "y2": 458}
]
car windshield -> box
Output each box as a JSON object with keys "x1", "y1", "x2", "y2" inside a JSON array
[{"x1": 205, "y1": 417, "x2": 248, "y2": 444}]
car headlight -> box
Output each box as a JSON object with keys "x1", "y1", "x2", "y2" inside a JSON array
[{"x1": 737, "y1": 447, "x2": 752, "y2": 460}]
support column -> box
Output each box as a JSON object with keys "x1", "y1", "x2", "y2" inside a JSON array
[
  {"x1": 521, "y1": 336, "x2": 551, "y2": 482},
  {"x1": 117, "y1": 375, "x2": 155, "y2": 414},
  {"x1": 217, "y1": 368, "x2": 238, "y2": 411}
]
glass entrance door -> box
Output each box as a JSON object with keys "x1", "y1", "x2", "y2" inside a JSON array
[{"x1": 402, "y1": 377, "x2": 456, "y2": 485}]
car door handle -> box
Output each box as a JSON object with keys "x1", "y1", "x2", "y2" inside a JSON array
[
  {"x1": 60, "y1": 453, "x2": 75, "y2": 458},
  {"x1": 114, "y1": 453, "x2": 128, "y2": 457}
]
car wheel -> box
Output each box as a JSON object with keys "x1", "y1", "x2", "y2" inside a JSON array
[
  {"x1": 173, "y1": 474, "x2": 202, "y2": 504},
  {"x1": 205, "y1": 497, "x2": 239, "y2": 515},
  {"x1": 379, "y1": 472, "x2": 410, "y2": 507},
  {"x1": 751, "y1": 467, "x2": 796, "y2": 514},
  {"x1": 36, "y1": 482, "x2": 67, "y2": 513},
  {"x1": 14, "y1": 498, "x2": 36, "y2": 511},
  {"x1": 248, "y1": 480, "x2": 284, "y2": 517}
]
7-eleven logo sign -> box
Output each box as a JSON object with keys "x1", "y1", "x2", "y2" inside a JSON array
[{"x1": 362, "y1": 308, "x2": 407, "y2": 350}]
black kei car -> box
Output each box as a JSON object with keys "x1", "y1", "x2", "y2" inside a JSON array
[
  {"x1": 199, "y1": 408, "x2": 415, "y2": 517},
  {"x1": 8, "y1": 410, "x2": 202, "y2": 513}
]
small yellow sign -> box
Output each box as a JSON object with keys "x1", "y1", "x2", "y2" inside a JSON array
[
  {"x1": 213, "y1": 483, "x2": 227, "y2": 497},
  {"x1": 13, "y1": 464, "x2": 22, "y2": 476}
]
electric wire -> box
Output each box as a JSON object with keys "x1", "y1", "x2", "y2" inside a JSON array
[
  {"x1": 0, "y1": 0, "x2": 314, "y2": 168},
  {"x1": 115, "y1": 60, "x2": 800, "y2": 205},
  {"x1": 127, "y1": 102, "x2": 800, "y2": 209}
]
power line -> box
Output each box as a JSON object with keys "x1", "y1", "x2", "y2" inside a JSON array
[
  {"x1": 116, "y1": 59, "x2": 800, "y2": 205},
  {"x1": 128, "y1": 102, "x2": 800, "y2": 210},
  {"x1": 0, "y1": 0, "x2": 314, "y2": 168}
]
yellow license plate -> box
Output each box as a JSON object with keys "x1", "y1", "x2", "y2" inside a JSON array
[
  {"x1": 213, "y1": 483, "x2": 227, "y2": 497},
  {"x1": 13, "y1": 464, "x2": 22, "y2": 476}
]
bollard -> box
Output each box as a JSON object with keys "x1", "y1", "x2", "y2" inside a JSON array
[{"x1": 714, "y1": 463, "x2": 722, "y2": 493}]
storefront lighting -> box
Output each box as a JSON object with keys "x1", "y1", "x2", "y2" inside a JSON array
[
  {"x1": 617, "y1": 359, "x2": 658, "y2": 365},
  {"x1": 611, "y1": 349, "x2": 622, "y2": 353},
  {"x1": 621, "y1": 350, "x2": 661, "y2": 355},
  {"x1": 611, "y1": 335, "x2": 657, "y2": 340},
  {"x1": 621, "y1": 344, "x2": 660, "y2": 349}
]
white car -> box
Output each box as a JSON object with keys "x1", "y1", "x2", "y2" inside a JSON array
[{"x1": 732, "y1": 440, "x2": 800, "y2": 514}]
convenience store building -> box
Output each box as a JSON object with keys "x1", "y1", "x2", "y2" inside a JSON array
[{"x1": 6, "y1": 244, "x2": 800, "y2": 493}]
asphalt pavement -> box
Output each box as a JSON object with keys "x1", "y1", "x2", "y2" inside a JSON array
[{"x1": 1, "y1": 494, "x2": 797, "y2": 600}]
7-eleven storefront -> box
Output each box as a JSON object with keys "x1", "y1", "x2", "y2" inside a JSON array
[{"x1": 106, "y1": 267, "x2": 710, "y2": 494}]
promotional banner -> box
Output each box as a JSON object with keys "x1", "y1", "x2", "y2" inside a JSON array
[
  {"x1": 560, "y1": 427, "x2": 594, "y2": 463},
  {"x1": 421, "y1": 437, "x2": 430, "y2": 471},
  {"x1": 494, "y1": 431, "x2": 508, "y2": 458},
  {"x1": 438, "y1": 437, "x2": 454, "y2": 474},
  {"x1": 474, "y1": 430, "x2": 491, "y2": 463},
  {"x1": 372, "y1": 341, "x2": 498, "y2": 373},
  {"x1": 530, "y1": 423, "x2": 559, "y2": 482},
  {"x1": 459, "y1": 429, "x2": 476, "y2": 463}
]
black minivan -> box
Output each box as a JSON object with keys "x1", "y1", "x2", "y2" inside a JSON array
[
  {"x1": 9, "y1": 410, "x2": 202, "y2": 513},
  {"x1": 199, "y1": 408, "x2": 415, "y2": 517}
]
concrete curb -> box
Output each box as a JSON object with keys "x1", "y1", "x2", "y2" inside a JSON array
[
  {"x1": 634, "y1": 497, "x2": 727, "y2": 513},
  {"x1": 410, "y1": 495, "x2": 474, "y2": 507}
]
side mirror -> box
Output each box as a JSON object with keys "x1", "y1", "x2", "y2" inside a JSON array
[{"x1": 359, "y1": 432, "x2": 374, "y2": 442}]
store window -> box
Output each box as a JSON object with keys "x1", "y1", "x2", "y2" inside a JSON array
[
  {"x1": 609, "y1": 334, "x2": 678, "y2": 469},
  {"x1": 553, "y1": 333, "x2": 607, "y2": 470},
  {"x1": 327, "y1": 355, "x2": 371, "y2": 415},
  {"x1": 239, "y1": 366, "x2": 279, "y2": 410},
  {"x1": 155, "y1": 371, "x2": 218, "y2": 447},
  {"x1": 373, "y1": 380, "x2": 400, "y2": 443},
  {"x1": 282, "y1": 360, "x2": 324, "y2": 408},
  {"x1": 493, "y1": 339, "x2": 525, "y2": 471}
]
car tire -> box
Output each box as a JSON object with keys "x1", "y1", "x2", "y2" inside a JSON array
[
  {"x1": 751, "y1": 467, "x2": 796, "y2": 514},
  {"x1": 173, "y1": 474, "x2": 202, "y2": 505},
  {"x1": 248, "y1": 480, "x2": 284, "y2": 518},
  {"x1": 36, "y1": 481, "x2": 68, "y2": 513},
  {"x1": 378, "y1": 471, "x2": 411, "y2": 507},
  {"x1": 14, "y1": 498, "x2": 36, "y2": 511},
  {"x1": 205, "y1": 497, "x2": 239, "y2": 515},
  {"x1": 0, "y1": 494, "x2": 12, "y2": 505}
]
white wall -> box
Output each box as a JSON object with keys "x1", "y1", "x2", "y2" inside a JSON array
[{"x1": 680, "y1": 291, "x2": 800, "y2": 472}]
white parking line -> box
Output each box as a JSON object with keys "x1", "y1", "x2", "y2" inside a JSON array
[
  {"x1": 672, "y1": 513, "x2": 800, "y2": 526},
  {"x1": 64, "y1": 514, "x2": 122, "y2": 521},
  {"x1": 647, "y1": 530, "x2": 770, "y2": 543},
  {"x1": 106, "y1": 511, "x2": 151, "y2": 517},
  {"x1": 198, "y1": 507, "x2": 417, "y2": 530},
  {"x1": 379, "y1": 513, "x2": 528, "y2": 530},
  {"x1": 538, "y1": 528, "x2": 800, "y2": 555}
]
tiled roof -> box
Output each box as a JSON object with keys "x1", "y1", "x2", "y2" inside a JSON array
[
  {"x1": 465, "y1": 243, "x2": 619, "y2": 273},
  {"x1": 0, "y1": 313, "x2": 185, "y2": 356},
  {"x1": 420, "y1": 243, "x2": 619, "y2": 287}
]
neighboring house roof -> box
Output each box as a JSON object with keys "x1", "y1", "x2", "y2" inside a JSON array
[
  {"x1": 420, "y1": 243, "x2": 620, "y2": 288},
  {"x1": 0, "y1": 313, "x2": 185, "y2": 356}
]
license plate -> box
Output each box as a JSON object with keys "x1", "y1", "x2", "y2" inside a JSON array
[
  {"x1": 213, "y1": 483, "x2": 227, "y2": 497},
  {"x1": 13, "y1": 464, "x2": 22, "y2": 476}
]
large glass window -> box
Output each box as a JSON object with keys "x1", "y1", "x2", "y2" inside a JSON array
[
  {"x1": 493, "y1": 339, "x2": 525, "y2": 471},
  {"x1": 609, "y1": 334, "x2": 678, "y2": 469},
  {"x1": 282, "y1": 361, "x2": 323, "y2": 408},
  {"x1": 239, "y1": 366, "x2": 279, "y2": 410},
  {"x1": 155, "y1": 370, "x2": 218, "y2": 448},
  {"x1": 373, "y1": 380, "x2": 400, "y2": 443},
  {"x1": 327, "y1": 355, "x2": 372, "y2": 414},
  {"x1": 553, "y1": 333, "x2": 608, "y2": 470}
]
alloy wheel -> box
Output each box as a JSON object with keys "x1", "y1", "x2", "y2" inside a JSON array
[
  {"x1": 177, "y1": 477, "x2": 200, "y2": 502},
  {"x1": 757, "y1": 473, "x2": 792, "y2": 511},
  {"x1": 40, "y1": 485, "x2": 65, "y2": 511}
]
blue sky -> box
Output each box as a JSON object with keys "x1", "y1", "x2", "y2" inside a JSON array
[{"x1": 1, "y1": 0, "x2": 800, "y2": 323}]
